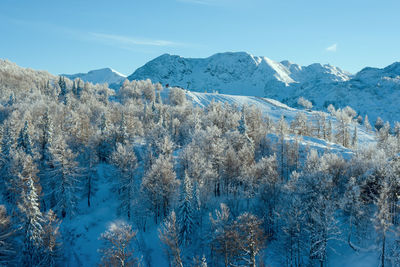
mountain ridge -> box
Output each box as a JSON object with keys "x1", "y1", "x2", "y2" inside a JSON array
[{"x1": 127, "y1": 52, "x2": 400, "y2": 123}]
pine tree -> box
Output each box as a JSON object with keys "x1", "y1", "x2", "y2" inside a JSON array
[
  {"x1": 375, "y1": 117, "x2": 384, "y2": 131},
  {"x1": 58, "y1": 76, "x2": 67, "y2": 101},
  {"x1": 7, "y1": 92, "x2": 15, "y2": 106},
  {"x1": 364, "y1": 115, "x2": 372, "y2": 132},
  {"x1": 19, "y1": 175, "x2": 45, "y2": 266},
  {"x1": 178, "y1": 172, "x2": 194, "y2": 246},
  {"x1": 17, "y1": 121, "x2": 33, "y2": 156},
  {"x1": 40, "y1": 110, "x2": 55, "y2": 211}
]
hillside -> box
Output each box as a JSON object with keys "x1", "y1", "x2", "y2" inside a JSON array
[{"x1": 1, "y1": 60, "x2": 399, "y2": 267}]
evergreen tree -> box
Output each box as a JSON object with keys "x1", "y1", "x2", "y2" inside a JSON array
[
  {"x1": 375, "y1": 117, "x2": 384, "y2": 131},
  {"x1": 178, "y1": 172, "x2": 194, "y2": 246},
  {"x1": 58, "y1": 76, "x2": 67, "y2": 101},
  {"x1": 364, "y1": 115, "x2": 372, "y2": 132},
  {"x1": 19, "y1": 175, "x2": 45, "y2": 266},
  {"x1": 40, "y1": 110, "x2": 55, "y2": 211},
  {"x1": 17, "y1": 121, "x2": 33, "y2": 156}
]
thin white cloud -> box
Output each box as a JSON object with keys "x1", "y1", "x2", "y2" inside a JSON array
[
  {"x1": 90, "y1": 32, "x2": 183, "y2": 47},
  {"x1": 326, "y1": 43, "x2": 338, "y2": 52}
]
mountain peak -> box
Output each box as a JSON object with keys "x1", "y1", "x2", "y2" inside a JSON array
[{"x1": 62, "y1": 67, "x2": 126, "y2": 86}]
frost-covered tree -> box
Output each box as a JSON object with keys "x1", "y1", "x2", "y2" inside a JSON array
[
  {"x1": 276, "y1": 116, "x2": 289, "y2": 180},
  {"x1": 364, "y1": 114, "x2": 372, "y2": 132},
  {"x1": 97, "y1": 112, "x2": 113, "y2": 162},
  {"x1": 333, "y1": 107, "x2": 354, "y2": 147},
  {"x1": 41, "y1": 210, "x2": 62, "y2": 267},
  {"x1": 278, "y1": 175, "x2": 306, "y2": 267},
  {"x1": 169, "y1": 87, "x2": 186, "y2": 106},
  {"x1": 159, "y1": 211, "x2": 183, "y2": 267},
  {"x1": 58, "y1": 76, "x2": 67, "y2": 99},
  {"x1": 111, "y1": 143, "x2": 138, "y2": 219},
  {"x1": 294, "y1": 150, "x2": 341, "y2": 266},
  {"x1": 0, "y1": 123, "x2": 15, "y2": 203},
  {"x1": 375, "y1": 117, "x2": 384, "y2": 131},
  {"x1": 341, "y1": 176, "x2": 365, "y2": 251},
  {"x1": 375, "y1": 180, "x2": 393, "y2": 267},
  {"x1": 19, "y1": 175, "x2": 45, "y2": 266},
  {"x1": 178, "y1": 172, "x2": 194, "y2": 246},
  {"x1": 352, "y1": 125, "x2": 358, "y2": 149},
  {"x1": 234, "y1": 213, "x2": 266, "y2": 267},
  {"x1": 142, "y1": 155, "x2": 179, "y2": 222},
  {"x1": 297, "y1": 96, "x2": 313, "y2": 110},
  {"x1": 47, "y1": 137, "x2": 80, "y2": 218},
  {"x1": 99, "y1": 221, "x2": 138, "y2": 267},
  {"x1": 0, "y1": 205, "x2": 15, "y2": 265},
  {"x1": 17, "y1": 120, "x2": 33, "y2": 156},
  {"x1": 291, "y1": 112, "x2": 310, "y2": 136},
  {"x1": 81, "y1": 141, "x2": 98, "y2": 208}
]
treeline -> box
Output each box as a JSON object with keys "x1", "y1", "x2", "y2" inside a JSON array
[{"x1": 0, "y1": 62, "x2": 400, "y2": 266}]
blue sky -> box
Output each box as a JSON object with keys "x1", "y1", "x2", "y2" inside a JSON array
[{"x1": 1, "y1": 0, "x2": 399, "y2": 75}]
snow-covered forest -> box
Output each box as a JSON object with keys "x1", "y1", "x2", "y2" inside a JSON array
[{"x1": 1, "y1": 59, "x2": 400, "y2": 266}]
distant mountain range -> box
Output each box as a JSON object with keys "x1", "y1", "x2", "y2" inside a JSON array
[
  {"x1": 64, "y1": 52, "x2": 400, "y2": 123},
  {"x1": 62, "y1": 68, "x2": 126, "y2": 89}
]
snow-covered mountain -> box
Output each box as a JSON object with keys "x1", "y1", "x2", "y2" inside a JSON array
[
  {"x1": 128, "y1": 52, "x2": 350, "y2": 97},
  {"x1": 128, "y1": 52, "x2": 400, "y2": 124},
  {"x1": 63, "y1": 68, "x2": 126, "y2": 88}
]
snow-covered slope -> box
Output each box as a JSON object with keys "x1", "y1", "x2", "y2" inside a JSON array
[
  {"x1": 163, "y1": 88, "x2": 376, "y2": 150},
  {"x1": 129, "y1": 52, "x2": 400, "y2": 124},
  {"x1": 63, "y1": 68, "x2": 126, "y2": 88}
]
